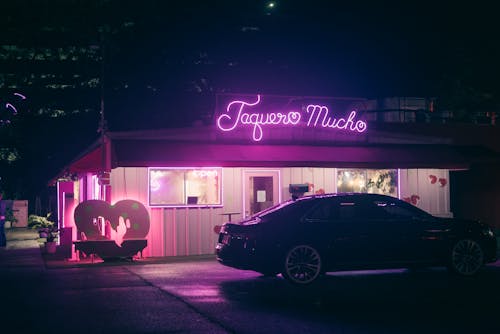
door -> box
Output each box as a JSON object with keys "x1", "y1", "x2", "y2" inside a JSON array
[
  {"x1": 243, "y1": 170, "x2": 281, "y2": 218},
  {"x1": 329, "y1": 197, "x2": 398, "y2": 265}
]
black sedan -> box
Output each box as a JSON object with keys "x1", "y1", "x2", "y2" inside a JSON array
[{"x1": 216, "y1": 193, "x2": 497, "y2": 284}]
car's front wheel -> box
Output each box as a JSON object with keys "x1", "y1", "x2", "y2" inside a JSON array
[
  {"x1": 282, "y1": 245, "x2": 322, "y2": 285},
  {"x1": 448, "y1": 239, "x2": 484, "y2": 276}
]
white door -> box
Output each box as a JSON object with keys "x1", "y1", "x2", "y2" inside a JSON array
[{"x1": 243, "y1": 170, "x2": 281, "y2": 218}]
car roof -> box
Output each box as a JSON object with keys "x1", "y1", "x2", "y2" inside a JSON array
[{"x1": 298, "y1": 193, "x2": 396, "y2": 201}]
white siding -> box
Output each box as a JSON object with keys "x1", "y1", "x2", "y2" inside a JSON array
[
  {"x1": 399, "y1": 169, "x2": 451, "y2": 217},
  {"x1": 281, "y1": 167, "x2": 336, "y2": 200}
]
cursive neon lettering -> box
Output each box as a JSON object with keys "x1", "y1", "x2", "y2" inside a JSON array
[
  {"x1": 217, "y1": 95, "x2": 367, "y2": 141},
  {"x1": 306, "y1": 105, "x2": 366, "y2": 133}
]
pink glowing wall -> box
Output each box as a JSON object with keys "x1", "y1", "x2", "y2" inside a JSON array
[{"x1": 57, "y1": 181, "x2": 75, "y2": 228}]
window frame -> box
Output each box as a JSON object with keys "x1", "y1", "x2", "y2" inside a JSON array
[
  {"x1": 148, "y1": 167, "x2": 223, "y2": 208},
  {"x1": 336, "y1": 168, "x2": 399, "y2": 197}
]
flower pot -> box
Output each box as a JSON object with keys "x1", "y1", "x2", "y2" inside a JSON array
[{"x1": 45, "y1": 241, "x2": 57, "y2": 254}]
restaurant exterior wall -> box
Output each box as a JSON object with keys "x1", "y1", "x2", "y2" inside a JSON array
[
  {"x1": 107, "y1": 166, "x2": 452, "y2": 257},
  {"x1": 281, "y1": 168, "x2": 337, "y2": 197},
  {"x1": 400, "y1": 169, "x2": 451, "y2": 218}
]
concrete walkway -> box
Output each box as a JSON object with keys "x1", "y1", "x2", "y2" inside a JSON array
[
  {"x1": 1, "y1": 227, "x2": 216, "y2": 269},
  {"x1": 5, "y1": 227, "x2": 43, "y2": 248},
  {"x1": 0, "y1": 227, "x2": 45, "y2": 268}
]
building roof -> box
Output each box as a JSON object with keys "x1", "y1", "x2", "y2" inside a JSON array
[
  {"x1": 49, "y1": 124, "x2": 500, "y2": 186},
  {"x1": 110, "y1": 140, "x2": 475, "y2": 169}
]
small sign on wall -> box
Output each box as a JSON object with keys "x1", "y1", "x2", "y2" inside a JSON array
[{"x1": 257, "y1": 190, "x2": 266, "y2": 203}]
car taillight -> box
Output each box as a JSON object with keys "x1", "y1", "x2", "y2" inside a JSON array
[
  {"x1": 219, "y1": 224, "x2": 227, "y2": 234},
  {"x1": 221, "y1": 233, "x2": 231, "y2": 245}
]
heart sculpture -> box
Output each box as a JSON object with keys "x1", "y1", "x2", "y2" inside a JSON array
[{"x1": 73, "y1": 199, "x2": 150, "y2": 242}]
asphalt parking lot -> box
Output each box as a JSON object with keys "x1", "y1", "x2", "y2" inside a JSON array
[{"x1": 3, "y1": 227, "x2": 500, "y2": 334}]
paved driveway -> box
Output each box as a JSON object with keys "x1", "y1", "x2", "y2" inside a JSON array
[{"x1": 3, "y1": 227, "x2": 500, "y2": 334}]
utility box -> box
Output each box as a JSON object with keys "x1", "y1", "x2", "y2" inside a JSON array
[
  {"x1": 13, "y1": 200, "x2": 28, "y2": 227},
  {"x1": 59, "y1": 227, "x2": 73, "y2": 258},
  {"x1": 4, "y1": 200, "x2": 28, "y2": 228},
  {"x1": 289, "y1": 184, "x2": 309, "y2": 194}
]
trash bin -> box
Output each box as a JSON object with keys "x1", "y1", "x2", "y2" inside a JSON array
[{"x1": 59, "y1": 227, "x2": 73, "y2": 258}]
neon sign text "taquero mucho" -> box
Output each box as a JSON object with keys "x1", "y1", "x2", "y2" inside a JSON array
[{"x1": 216, "y1": 95, "x2": 367, "y2": 141}]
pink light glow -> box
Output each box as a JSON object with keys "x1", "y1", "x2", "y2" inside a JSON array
[
  {"x1": 1, "y1": 92, "x2": 27, "y2": 125},
  {"x1": 216, "y1": 95, "x2": 367, "y2": 141},
  {"x1": 5, "y1": 103, "x2": 18, "y2": 114},
  {"x1": 150, "y1": 171, "x2": 162, "y2": 191},
  {"x1": 5, "y1": 92, "x2": 27, "y2": 115}
]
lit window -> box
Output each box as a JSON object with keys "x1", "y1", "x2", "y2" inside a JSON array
[
  {"x1": 149, "y1": 168, "x2": 222, "y2": 207},
  {"x1": 91, "y1": 174, "x2": 100, "y2": 200},
  {"x1": 337, "y1": 169, "x2": 398, "y2": 197},
  {"x1": 366, "y1": 169, "x2": 398, "y2": 196},
  {"x1": 337, "y1": 169, "x2": 366, "y2": 193}
]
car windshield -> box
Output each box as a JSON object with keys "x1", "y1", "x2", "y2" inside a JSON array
[{"x1": 248, "y1": 200, "x2": 292, "y2": 220}]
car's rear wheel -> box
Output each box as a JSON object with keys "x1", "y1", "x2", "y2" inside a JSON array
[
  {"x1": 449, "y1": 239, "x2": 484, "y2": 276},
  {"x1": 282, "y1": 245, "x2": 322, "y2": 285}
]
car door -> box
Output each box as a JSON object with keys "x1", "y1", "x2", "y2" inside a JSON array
[
  {"x1": 331, "y1": 196, "x2": 431, "y2": 266},
  {"x1": 365, "y1": 203, "x2": 417, "y2": 264},
  {"x1": 373, "y1": 198, "x2": 445, "y2": 263},
  {"x1": 322, "y1": 197, "x2": 389, "y2": 266}
]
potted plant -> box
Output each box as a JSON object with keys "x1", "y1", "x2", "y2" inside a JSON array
[{"x1": 28, "y1": 213, "x2": 59, "y2": 253}]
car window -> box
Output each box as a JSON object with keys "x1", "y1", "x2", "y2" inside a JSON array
[
  {"x1": 259, "y1": 198, "x2": 316, "y2": 220},
  {"x1": 293, "y1": 195, "x2": 434, "y2": 225},
  {"x1": 338, "y1": 202, "x2": 357, "y2": 219},
  {"x1": 348, "y1": 200, "x2": 392, "y2": 220},
  {"x1": 306, "y1": 198, "x2": 389, "y2": 222},
  {"x1": 374, "y1": 199, "x2": 430, "y2": 219},
  {"x1": 306, "y1": 199, "x2": 334, "y2": 220},
  {"x1": 305, "y1": 198, "x2": 356, "y2": 221}
]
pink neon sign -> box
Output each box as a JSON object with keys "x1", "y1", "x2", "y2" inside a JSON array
[
  {"x1": 216, "y1": 95, "x2": 367, "y2": 141},
  {"x1": 1, "y1": 92, "x2": 27, "y2": 126}
]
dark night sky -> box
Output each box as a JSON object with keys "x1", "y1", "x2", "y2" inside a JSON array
[
  {"x1": 2, "y1": 1, "x2": 499, "y2": 114},
  {"x1": 107, "y1": 1, "x2": 498, "y2": 91},
  {"x1": 99, "y1": 0, "x2": 499, "y2": 128}
]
